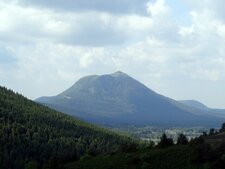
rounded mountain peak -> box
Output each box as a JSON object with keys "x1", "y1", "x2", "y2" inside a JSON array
[
  {"x1": 113, "y1": 71, "x2": 124, "y2": 74},
  {"x1": 59, "y1": 71, "x2": 152, "y2": 98},
  {"x1": 111, "y1": 71, "x2": 129, "y2": 77}
]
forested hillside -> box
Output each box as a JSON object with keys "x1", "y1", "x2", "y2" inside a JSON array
[
  {"x1": 0, "y1": 86, "x2": 129, "y2": 169},
  {"x1": 65, "y1": 125, "x2": 225, "y2": 169}
]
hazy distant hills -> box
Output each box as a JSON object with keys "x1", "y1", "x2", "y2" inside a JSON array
[
  {"x1": 179, "y1": 100, "x2": 225, "y2": 118},
  {"x1": 36, "y1": 71, "x2": 225, "y2": 127},
  {"x1": 179, "y1": 100, "x2": 209, "y2": 110}
]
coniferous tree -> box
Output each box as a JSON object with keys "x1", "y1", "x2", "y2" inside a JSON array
[
  {"x1": 220, "y1": 122, "x2": 225, "y2": 132},
  {"x1": 158, "y1": 133, "x2": 174, "y2": 148},
  {"x1": 209, "y1": 128, "x2": 215, "y2": 136},
  {"x1": 177, "y1": 133, "x2": 188, "y2": 145}
]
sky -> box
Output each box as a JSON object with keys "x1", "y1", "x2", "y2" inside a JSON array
[{"x1": 0, "y1": 0, "x2": 225, "y2": 108}]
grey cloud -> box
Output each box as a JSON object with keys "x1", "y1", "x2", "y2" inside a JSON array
[
  {"x1": 59, "y1": 16, "x2": 128, "y2": 46},
  {"x1": 16, "y1": 0, "x2": 150, "y2": 15},
  {"x1": 0, "y1": 6, "x2": 127, "y2": 46},
  {"x1": 62, "y1": 29, "x2": 127, "y2": 46}
]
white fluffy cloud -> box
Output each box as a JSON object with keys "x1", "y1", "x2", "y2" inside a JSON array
[{"x1": 1, "y1": 0, "x2": 225, "y2": 108}]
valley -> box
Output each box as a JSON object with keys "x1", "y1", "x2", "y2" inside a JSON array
[{"x1": 107, "y1": 125, "x2": 208, "y2": 143}]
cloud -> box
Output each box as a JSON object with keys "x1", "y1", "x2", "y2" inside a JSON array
[
  {"x1": 0, "y1": 0, "x2": 181, "y2": 47},
  {"x1": 1, "y1": 0, "x2": 225, "y2": 108},
  {"x1": 0, "y1": 2, "x2": 137, "y2": 46},
  {"x1": 0, "y1": 45, "x2": 16, "y2": 63},
  {"x1": 183, "y1": 0, "x2": 225, "y2": 20},
  {"x1": 147, "y1": 0, "x2": 170, "y2": 17},
  {"x1": 12, "y1": 0, "x2": 150, "y2": 15}
]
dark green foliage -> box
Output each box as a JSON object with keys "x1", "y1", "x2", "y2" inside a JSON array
[
  {"x1": 25, "y1": 161, "x2": 39, "y2": 169},
  {"x1": 0, "y1": 86, "x2": 129, "y2": 169},
  {"x1": 177, "y1": 133, "x2": 188, "y2": 145},
  {"x1": 220, "y1": 122, "x2": 225, "y2": 132},
  {"x1": 158, "y1": 133, "x2": 174, "y2": 148},
  {"x1": 64, "y1": 140, "x2": 225, "y2": 169},
  {"x1": 209, "y1": 128, "x2": 215, "y2": 136},
  {"x1": 64, "y1": 128, "x2": 225, "y2": 169},
  {"x1": 120, "y1": 142, "x2": 138, "y2": 153},
  {"x1": 189, "y1": 136, "x2": 205, "y2": 145},
  {"x1": 191, "y1": 143, "x2": 215, "y2": 164},
  {"x1": 203, "y1": 131, "x2": 208, "y2": 136},
  {"x1": 64, "y1": 146, "x2": 204, "y2": 169},
  {"x1": 212, "y1": 144, "x2": 225, "y2": 169}
]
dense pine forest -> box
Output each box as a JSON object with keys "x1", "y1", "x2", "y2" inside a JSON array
[{"x1": 0, "y1": 86, "x2": 130, "y2": 169}]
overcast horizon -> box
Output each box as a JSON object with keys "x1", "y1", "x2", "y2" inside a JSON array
[{"x1": 0, "y1": 0, "x2": 225, "y2": 108}]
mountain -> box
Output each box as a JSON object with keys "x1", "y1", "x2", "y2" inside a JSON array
[
  {"x1": 179, "y1": 100, "x2": 225, "y2": 118},
  {"x1": 179, "y1": 100, "x2": 209, "y2": 110},
  {"x1": 36, "y1": 71, "x2": 225, "y2": 127},
  {"x1": 0, "y1": 86, "x2": 128, "y2": 169}
]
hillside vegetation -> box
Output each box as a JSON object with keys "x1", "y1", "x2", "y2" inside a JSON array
[
  {"x1": 65, "y1": 125, "x2": 225, "y2": 169},
  {"x1": 0, "y1": 86, "x2": 129, "y2": 169}
]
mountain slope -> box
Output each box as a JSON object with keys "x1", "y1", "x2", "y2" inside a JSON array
[
  {"x1": 179, "y1": 100, "x2": 225, "y2": 118},
  {"x1": 0, "y1": 86, "x2": 128, "y2": 169},
  {"x1": 179, "y1": 100, "x2": 209, "y2": 110},
  {"x1": 36, "y1": 71, "x2": 225, "y2": 127}
]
